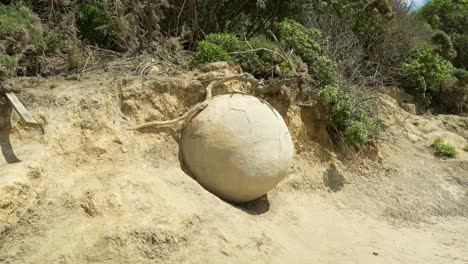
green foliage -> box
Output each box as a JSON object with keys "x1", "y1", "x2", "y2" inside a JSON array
[
  {"x1": 0, "y1": 53, "x2": 18, "y2": 76},
  {"x1": 204, "y1": 33, "x2": 241, "y2": 52},
  {"x1": 452, "y1": 33, "x2": 468, "y2": 68},
  {"x1": 248, "y1": 35, "x2": 279, "y2": 52},
  {"x1": 365, "y1": 0, "x2": 394, "y2": 19},
  {"x1": 400, "y1": 46, "x2": 456, "y2": 105},
  {"x1": 194, "y1": 33, "x2": 292, "y2": 77},
  {"x1": 278, "y1": 19, "x2": 336, "y2": 87},
  {"x1": 0, "y1": 3, "x2": 46, "y2": 50},
  {"x1": 193, "y1": 41, "x2": 229, "y2": 65},
  {"x1": 235, "y1": 35, "x2": 292, "y2": 78},
  {"x1": 0, "y1": 4, "x2": 33, "y2": 38},
  {"x1": 419, "y1": 0, "x2": 468, "y2": 68},
  {"x1": 45, "y1": 34, "x2": 63, "y2": 53},
  {"x1": 344, "y1": 122, "x2": 369, "y2": 146},
  {"x1": 432, "y1": 136, "x2": 458, "y2": 157},
  {"x1": 311, "y1": 0, "x2": 394, "y2": 40},
  {"x1": 453, "y1": 68, "x2": 468, "y2": 80},
  {"x1": 75, "y1": 2, "x2": 116, "y2": 47},
  {"x1": 432, "y1": 30, "x2": 457, "y2": 60},
  {"x1": 319, "y1": 85, "x2": 386, "y2": 146},
  {"x1": 418, "y1": 0, "x2": 467, "y2": 36}
]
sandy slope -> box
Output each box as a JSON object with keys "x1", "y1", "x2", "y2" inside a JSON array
[{"x1": 0, "y1": 69, "x2": 467, "y2": 263}]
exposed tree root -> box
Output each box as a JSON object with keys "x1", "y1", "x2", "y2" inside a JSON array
[{"x1": 130, "y1": 74, "x2": 298, "y2": 130}]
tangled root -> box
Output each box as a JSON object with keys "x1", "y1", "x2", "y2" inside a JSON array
[{"x1": 130, "y1": 74, "x2": 298, "y2": 130}]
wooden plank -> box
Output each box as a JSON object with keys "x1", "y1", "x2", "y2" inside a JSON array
[{"x1": 4, "y1": 92, "x2": 38, "y2": 125}]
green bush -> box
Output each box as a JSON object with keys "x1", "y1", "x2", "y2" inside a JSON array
[
  {"x1": 45, "y1": 33, "x2": 63, "y2": 53},
  {"x1": 0, "y1": 4, "x2": 34, "y2": 38},
  {"x1": 400, "y1": 46, "x2": 456, "y2": 106},
  {"x1": 0, "y1": 4, "x2": 46, "y2": 50},
  {"x1": 419, "y1": 0, "x2": 468, "y2": 69},
  {"x1": 193, "y1": 33, "x2": 293, "y2": 77},
  {"x1": 0, "y1": 53, "x2": 18, "y2": 76},
  {"x1": 432, "y1": 30, "x2": 457, "y2": 60},
  {"x1": 192, "y1": 41, "x2": 230, "y2": 65},
  {"x1": 204, "y1": 33, "x2": 242, "y2": 52},
  {"x1": 76, "y1": 2, "x2": 116, "y2": 47},
  {"x1": 319, "y1": 85, "x2": 386, "y2": 146},
  {"x1": 452, "y1": 33, "x2": 468, "y2": 69},
  {"x1": 278, "y1": 19, "x2": 336, "y2": 87},
  {"x1": 235, "y1": 35, "x2": 293, "y2": 77},
  {"x1": 432, "y1": 137, "x2": 458, "y2": 158},
  {"x1": 309, "y1": 0, "x2": 393, "y2": 40},
  {"x1": 453, "y1": 68, "x2": 468, "y2": 80},
  {"x1": 344, "y1": 121, "x2": 369, "y2": 145}
]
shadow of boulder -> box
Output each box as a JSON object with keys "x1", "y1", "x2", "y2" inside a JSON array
[
  {"x1": 323, "y1": 164, "x2": 347, "y2": 192},
  {"x1": 233, "y1": 194, "x2": 271, "y2": 215}
]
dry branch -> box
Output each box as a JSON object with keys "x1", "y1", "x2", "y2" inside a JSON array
[
  {"x1": 130, "y1": 102, "x2": 209, "y2": 130},
  {"x1": 130, "y1": 74, "x2": 298, "y2": 130}
]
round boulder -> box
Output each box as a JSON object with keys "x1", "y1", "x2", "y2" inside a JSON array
[{"x1": 181, "y1": 94, "x2": 294, "y2": 203}]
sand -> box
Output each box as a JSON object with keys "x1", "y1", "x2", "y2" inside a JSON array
[{"x1": 0, "y1": 69, "x2": 467, "y2": 263}]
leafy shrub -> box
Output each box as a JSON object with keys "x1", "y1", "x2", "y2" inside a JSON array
[
  {"x1": 73, "y1": 0, "x2": 170, "y2": 51},
  {"x1": 45, "y1": 33, "x2": 63, "y2": 53},
  {"x1": 235, "y1": 35, "x2": 294, "y2": 78},
  {"x1": 0, "y1": 53, "x2": 18, "y2": 76},
  {"x1": 432, "y1": 137, "x2": 458, "y2": 158},
  {"x1": 309, "y1": 0, "x2": 393, "y2": 40},
  {"x1": 453, "y1": 68, "x2": 468, "y2": 81},
  {"x1": 278, "y1": 19, "x2": 336, "y2": 87},
  {"x1": 319, "y1": 85, "x2": 386, "y2": 146},
  {"x1": 193, "y1": 33, "x2": 293, "y2": 77},
  {"x1": 419, "y1": 0, "x2": 468, "y2": 69},
  {"x1": 432, "y1": 30, "x2": 457, "y2": 60},
  {"x1": 204, "y1": 33, "x2": 242, "y2": 52},
  {"x1": 400, "y1": 46, "x2": 456, "y2": 106},
  {"x1": 344, "y1": 121, "x2": 369, "y2": 145},
  {"x1": 452, "y1": 33, "x2": 468, "y2": 69},
  {"x1": 0, "y1": 4, "x2": 36, "y2": 38},
  {"x1": 75, "y1": 2, "x2": 116, "y2": 47},
  {"x1": 192, "y1": 41, "x2": 229, "y2": 65},
  {"x1": 0, "y1": 3, "x2": 46, "y2": 50}
]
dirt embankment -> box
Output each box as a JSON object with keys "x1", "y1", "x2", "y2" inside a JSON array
[{"x1": 0, "y1": 65, "x2": 467, "y2": 263}]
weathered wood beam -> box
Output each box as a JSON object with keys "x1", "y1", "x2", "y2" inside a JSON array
[{"x1": 4, "y1": 93, "x2": 38, "y2": 125}]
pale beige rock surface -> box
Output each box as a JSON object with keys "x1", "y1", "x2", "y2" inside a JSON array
[{"x1": 181, "y1": 94, "x2": 294, "y2": 203}]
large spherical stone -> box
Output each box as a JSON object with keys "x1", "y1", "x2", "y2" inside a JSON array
[{"x1": 181, "y1": 94, "x2": 294, "y2": 203}]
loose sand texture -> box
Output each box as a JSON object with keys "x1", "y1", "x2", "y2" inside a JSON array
[{"x1": 0, "y1": 68, "x2": 467, "y2": 263}]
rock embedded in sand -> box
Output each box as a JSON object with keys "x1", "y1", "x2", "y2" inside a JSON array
[{"x1": 181, "y1": 94, "x2": 294, "y2": 203}]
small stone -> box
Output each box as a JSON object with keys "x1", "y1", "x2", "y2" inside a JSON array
[
  {"x1": 113, "y1": 138, "x2": 123, "y2": 145},
  {"x1": 201, "y1": 62, "x2": 230, "y2": 73},
  {"x1": 148, "y1": 66, "x2": 162, "y2": 75},
  {"x1": 27, "y1": 165, "x2": 43, "y2": 179},
  {"x1": 402, "y1": 103, "x2": 416, "y2": 114},
  {"x1": 122, "y1": 100, "x2": 137, "y2": 112}
]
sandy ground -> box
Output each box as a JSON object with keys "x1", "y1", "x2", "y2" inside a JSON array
[{"x1": 0, "y1": 68, "x2": 467, "y2": 263}]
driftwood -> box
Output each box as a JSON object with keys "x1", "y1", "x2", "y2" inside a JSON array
[
  {"x1": 4, "y1": 93, "x2": 38, "y2": 125},
  {"x1": 130, "y1": 74, "x2": 298, "y2": 130}
]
